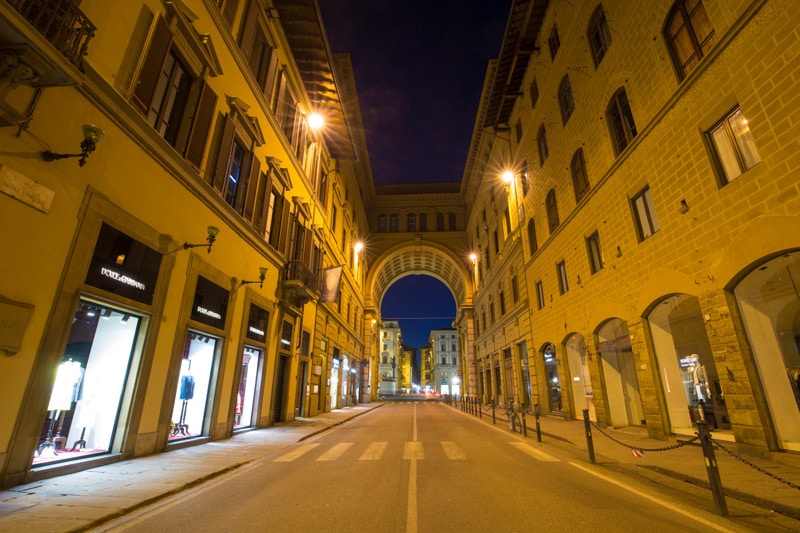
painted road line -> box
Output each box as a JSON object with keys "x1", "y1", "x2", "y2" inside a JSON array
[
  {"x1": 273, "y1": 443, "x2": 320, "y2": 462},
  {"x1": 441, "y1": 441, "x2": 466, "y2": 460},
  {"x1": 316, "y1": 442, "x2": 354, "y2": 461},
  {"x1": 359, "y1": 441, "x2": 389, "y2": 460},
  {"x1": 509, "y1": 442, "x2": 560, "y2": 462}
]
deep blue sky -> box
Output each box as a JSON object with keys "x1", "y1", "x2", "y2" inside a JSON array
[
  {"x1": 318, "y1": 1, "x2": 509, "y2": 185},
  {"x1": 380, "y1": 276, "x2": 456, "y2": 348}
]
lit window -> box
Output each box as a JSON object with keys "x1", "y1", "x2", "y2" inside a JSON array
[{"x1": 707, "y1": 106, "x2": 760, "y2": 184}]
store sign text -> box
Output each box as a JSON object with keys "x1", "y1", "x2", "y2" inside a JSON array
[
  {"x1": 196, "y1": 306, "x2": 222, "y2": 320},
  {"x1": 100, "y1": 267, "x2": 146, "y2": 291}
]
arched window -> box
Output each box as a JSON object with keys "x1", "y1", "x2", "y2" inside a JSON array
[
  {"x1": 558, "y1": 75, "x2": 574, "y2": 125},
  {"x1": 407, "y1": 213, "x2": 416, "y2": 232},
  {"x1": 571, "y1": 148, "x2": 590, "y2": 202},
  {"x1": 378, "y1": 214, "x2": 386, "y2": 232},
  {"x1": 389, "y1": 214, "x2": 398, "y2": 232},
  {"x1": 546, "y1": 189, "x2": 560, "y2": 233},
  {"x1": 588, "y1": 4, "x2": 612, "y2": 67},
  {"x1": 537, "y1": 125, "x2": 549, "y2": 166},
  {"x1": 606, "y1": 88, "x2": 637, "y2": 155},
  {"x1": 664, "y1": 0, "x2": 716, "y2": 80},
  {"x1": 527, "y1": 218, "x2": 538, "y2": 255}
]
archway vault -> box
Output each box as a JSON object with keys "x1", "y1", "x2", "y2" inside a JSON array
[{"x1": 365, "y1": 238, "x2": 474, "y2": 317}]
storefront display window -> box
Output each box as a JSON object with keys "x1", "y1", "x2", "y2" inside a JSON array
[
  {"x1": 34, "y1": 301, "x2": 140, "y2": 466},
  {"x1": 234, "y1": 346, "x2": 261, "y2": 428},
  {"x1": 170, "y1": 332, "x2": 217, "y2": 440}
]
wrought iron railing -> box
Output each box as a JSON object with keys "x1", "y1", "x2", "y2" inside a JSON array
[
  {"x1": 284, "y1": 260, "x2": 318, "y2": 291},
  {"x1": 8, "y1": 0, "x2": 95, "y2": 71}
]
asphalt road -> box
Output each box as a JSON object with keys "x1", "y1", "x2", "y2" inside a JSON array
[{"x1": 93, "y1": 402, "x2": 790, "y2": 532}]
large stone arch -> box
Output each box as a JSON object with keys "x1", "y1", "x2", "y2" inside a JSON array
[{"x1": 365, "y1": 239, "x2": 474, "y2": 314}]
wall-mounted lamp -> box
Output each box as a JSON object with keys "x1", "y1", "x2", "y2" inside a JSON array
[
  {"x1": 42, "y1": 124, "x2": 105, "y2": 167},
  {"x1": 183, "y1": 226, "x2": 219, "y2": 253},
  {"x1": 241, "y1": 267, "x2": 268, "y2": 288},
  {"x1": 679, "y1": 199, "x2": 690, "y2": 214},
  {"x1": 469, "y1": 253, "x2": 478, "y2": 264},
  {"x1": 354, "y1": 241, "x2": 364, "y2": 253}
]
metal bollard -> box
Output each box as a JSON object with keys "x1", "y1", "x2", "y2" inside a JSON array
[
  {"x1": 521, "y1": 408, "x2": 527, "y2": 437},
  {"x1": 491, "y1": 400, "x2": 496, "y2": 424},
  {"x1": 697, "y1": 420, "x2": 728, "y2": 516},
  {"x1": 534, "y1": 403, "x2": 542, "y2": 442},
  {"x1": 478, "y1": 398, "x2": 482, "y2": 418},
  {"x1": 583, "y1": 409, "x2": 595, "y2": 464}
]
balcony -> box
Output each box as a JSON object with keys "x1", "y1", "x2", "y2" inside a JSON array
[
  {"x1": 5, "y1": 0, "x2": 95, "y2": 76},
  {"x1": 281, "y1": 260, "x2": 319, "y2": 308}
]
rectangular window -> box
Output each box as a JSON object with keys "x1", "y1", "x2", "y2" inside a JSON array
[
  {"x1": 708, "y1": 106, "x2": 760, "y2": 184},
  {"x1": 511, "y1": 276, "x2": 519, "y2": 303},
  {"x1": 225, "y1": 140, "x2": 246, "y2": 208},
  {"x1": 499, "y1": 291, "x2": 506, "y2": 315},
  {"x1": 557, "y1": 260, "x2": 569, "y2": 294},
  {"x1": 548, "y1": 25, "x2": 560, "y2": 60},
  {"x1": 632, "y1": 186, "x2": 660, "y2": 241},
  {"x1": 536, "y1": 280, "x2": 545, "y2": 309},
  {"x1": 529, "y1": 78, "x2": 539, "y2": 108},
  {"x1": 390, "y1": 214, "x2": 398, "y2": 232},
  {"x1": 587, "y1": 231, "x2": 604, "y2": 274}
]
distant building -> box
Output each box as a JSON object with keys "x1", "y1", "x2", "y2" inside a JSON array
[
  {"x1": 378, "y1": 321, "x2": 402, "y2": 395},
  {"x1": 430, "y1": 328, "x2": 461, "y2": 396}
]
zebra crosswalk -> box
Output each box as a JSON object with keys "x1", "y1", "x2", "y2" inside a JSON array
[{"x1": 272, "y1": 440, "x2": 559, "y2": 463}]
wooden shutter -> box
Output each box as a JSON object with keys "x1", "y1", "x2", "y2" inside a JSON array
[
  {"x1": 301, "y1": 224, "x2": 314, "y2": 267},
  {"x1": 264, "y1": 50, "x2": 279, "y2": 98},
  {"x1": 222, "y1": 0, "x2": 240, "y2": 26},
  {"x1": 132, "y1": 16, "x2": 171, "y2": 115},
  {"x1": 185, "y1": 82, "x2": 217, "y2": 169},
  {"x1": 239, "y1": 1, "x2": 259, "y2": 60},
  {"x1": 243, "y1": 155, "x2": 261, "y2": 222},
  {"x1": 212, "y1": 115, "x2": 235, "y2": 192},
  {"x1": 255, "y1": 169, "x2": 273, "y2": 233},
  {"x1": 276, "y1": 201, "x2": 292, "y2": 254}
]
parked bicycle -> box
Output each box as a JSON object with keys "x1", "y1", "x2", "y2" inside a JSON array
[{"x1": 505, "y1": 402, "x2": 521, "y2": 433}]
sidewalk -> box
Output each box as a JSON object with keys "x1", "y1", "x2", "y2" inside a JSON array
[
  {"x1": 453, "y1": 401, "x2": 800, "y2": 520},
  {"x1": 0, "y1": 404, "x2": 382, "y2": 533}
]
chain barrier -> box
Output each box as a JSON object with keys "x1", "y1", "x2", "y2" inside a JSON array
[
  {"x1": 710, "y1": 437, "x2": 800, "y2": 491},
  {"x1": 590, "y1": 420, "x2": 700, "y2": 452}
]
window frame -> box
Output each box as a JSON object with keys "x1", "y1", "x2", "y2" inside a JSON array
[
  {"x1": 586, "y1": 231, "x2": 604, "y2": 274},
  {"x1": 588, "y1": 4, "x2": 612, "y2": 67},
  {"x1": 706, "y1": 105, "x2": 761, "y2": 185},
  {"x1": 536, "y1": 280, "x2": 545, "y2": 310},
  {"x1": 607, "y1": 88, "x2": 637, "y2": 156},
  {"x1": 558, "y1": 75, "x2": 575, "y2": 125},
  {"x1": 571, "y1": 148, "x2": 590, "y2": 202},
  {"x1": 537, "y1": 125, "x2": 549, "y2": 166},
  {"x1": 631, "y1": 185, "x2": 660, "y2": 241},
  {"x1": 664, "y1": 0, "x2": 717, "y2": 80},
  {"x1": 548, "y1": 25, "x2": 561, "y2": 60},
  {"x1": 546, "y1": 189, "x2": 560, "y2": 233},
  {"x1": 557, "y1": 260, "x2": 569, "y2": 294}
]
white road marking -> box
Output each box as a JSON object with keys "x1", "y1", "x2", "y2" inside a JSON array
[
  {"x1": 509, "y1": 442, "x2": 560, "y2": 462},
  {"x1": 273, "y1": 443, "x2": 320, "y2": 462},
  {"x1": 406, "y1": 403, "x2": 418, "y2": 533},
  {"x1": 359, "y1": 441, "x2": 388, "y2": 460},
  {"x1": 441, "y1": 441, "x2": 466, "y2": 460},
  {"x1": 403, "y1": 441, "x2": 425, "y2": 460},
  {"x1": 568, "y1": 462, "x2": 738, "y2": 533},
  {"x1": 315, "y1": 442, "x2": 353, "y2": 461}
]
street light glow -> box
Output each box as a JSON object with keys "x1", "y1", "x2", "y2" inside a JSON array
[
  {"x1": 354, "y1": 241, "x2": 364, "y2": 253},
  {"x1": 308, "y1": 112, "x2": 324, "y2": 130},
  {"x1": 469, "y1": 252, "x2": 478, "y2": 263},
  {"x1": 502, "y1": 170, "x2": 514, "y2": 183}
]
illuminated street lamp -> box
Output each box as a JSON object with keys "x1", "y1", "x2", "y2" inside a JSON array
[{"x1": 308, "y1": 112, "x2": 324, "y2": 130}]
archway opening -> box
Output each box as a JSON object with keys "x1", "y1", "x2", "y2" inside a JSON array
[{"x1": 381, "y1": 275, "x2": 456, "y2": 392}]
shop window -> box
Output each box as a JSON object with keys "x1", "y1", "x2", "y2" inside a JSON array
[
  {"x1": 548, "y1": 25, "x2": 560, "y2": 60},
  {"x1": 664, "y1": 0, "x2": 717, "y2": 80},
  {"x1": 586, "y1": 231, "x2": 604, "y2": 273},
  {"x1": 632, "y1": 185, "x2": 660, "y2": 241},
  {"x1": 537, "y1": 125, "x2": 549, "y2": 166},
  {"x1": 607, "y1": 88, "x2": 637, "y2": 155},
  {"x1": 558, "y1": 75, "x2": 574, "y2": 125},
  {"x1": 34, "y1": 302, "x2": 141, "y2": 466},
  {"x1": 527, "y1": 218, "x2": 538, "y2": 255},
  {"x1": 588, "y1": 4, "x2": 612, "y2": 67},
  {"x1": 234, "y1": 345, "x2": 262, "y2": 429},
  {"x1": 131, "y1": 14, "x2": 218, "y2": 170},
  {"x1": 170, "y1": 331, "x2": 218, "y2": 441},
  {"x1": 557, "y1": 260, "x2": 569, "y2": 294},
  {"x1": 529, "y1": 78, "x2": 539, "y2": 108},
  {"x1": 546, "y1": 189, "x2": 560, "y2": 233},
  {"x1": 571, "y1": 148, "x2": 590, "y2": 203},
  {"x1": 707, "y1": 106, "x2": 761, "y2": 185}
]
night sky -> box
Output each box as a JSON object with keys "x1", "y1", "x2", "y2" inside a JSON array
[
  {"x1": 318, "y1": 2, "x2": 509, "y2": 350},
  {"x1": 318, "y1": 0, "x2": 510, "y2": 185},
  {"x1": 380, "y1": 276, "x2": 456, "y2": 348}
]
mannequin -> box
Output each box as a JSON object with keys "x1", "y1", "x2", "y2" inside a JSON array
[{"x1": 38, "y1": 359, "x2": 84, "y2": 456}]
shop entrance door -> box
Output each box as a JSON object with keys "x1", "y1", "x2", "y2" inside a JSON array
[
  {"x1": 169, "y1": 331, "x2": 218, "y2": 441},
  {"x1": 273, "y1": 355, "x2": 289, "y2": 422}
]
